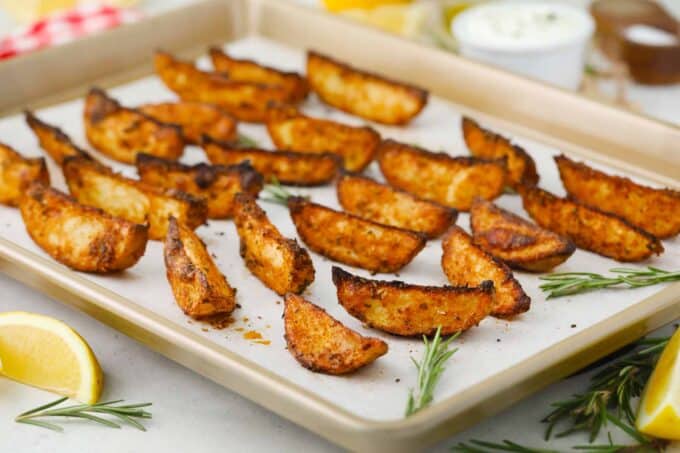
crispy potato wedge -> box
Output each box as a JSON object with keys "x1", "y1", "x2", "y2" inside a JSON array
[
  {"x1": 138, "y1": 102, "x2": 237, "y2": 144},
  {"x1": 19, "y1": 182, "x2": 148, "y2": 272},
  {"x1": 63, "y1": 156, "x2": 207, "y2": 240},
  {"x1": 135, "y1": 153, "x2": 263, "y2": 219},
  {"x1": 518, "y1": 185, "x2": 663, "y2": 262},
  {"x1": 288, "y1": 197, "x2": 426, "y2": 273},
  {"x1": 306, "y1": 51, "x2": 428, "y2": 125},
  {"x1": 83, "y1": 88, "x2": 184, "y2": 164},
  {"x1": 154, "y1": 51, "x2": 296, "y2": 123},
  {"x1": 556, "y1": 154, "x2": 680, "y2": 239},
  {"x1": 332, "y1": 267, "x2": 493, "y2": 337},
  {"x1": 202, "y1": 136, "x2": 340, "y2": 186},
  {"x1": 233, "y1": 193, "x2": 314, "y2": 295},
  {"x1": 164, "y1": 216, "x2": 236, "y2": 318},
  {"x1": 266, "y1": 113, "x2": 380, "y2": 172},
  {"x1": 377, "y1": 139, "x2": 506, "y2": 211},
  {"x1": 283, "y1": 293, "x2": 387, "y2": 375},
  {"x1": 25, "y1": 111, "x2": 92, "y2": 165},
  {"x1": 470, "y1": 198, "x2": 575, "y2": 272},
  {"x1": 0, "y1": 142, "x2": 49, "y2": 206},
  {"x1": 209, "y1": 47, "x2": 309, "y2": 102},
  {"x1": 462, "y1": 117, "x2": 538, "y2": 189},
  {"x1": 336, "y1": 173, "x2": 457, "y2": 238},
  {"x1": 442, "y1": 226, "x2": 530, "y2": 318}
]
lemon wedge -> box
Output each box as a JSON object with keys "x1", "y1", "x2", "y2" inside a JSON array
[
  {"x1": 322, "y1": 0, "x2": 412, "y2": 13},
  {"x1": 340, "y1": 3, "x2": 431, "y2": 38},
  {"x1": 636, "y1": 328, "x2": 680, "y2": 440},
  {"x1": 0, "y1": 312, "x2": 103, "y2": 404}
]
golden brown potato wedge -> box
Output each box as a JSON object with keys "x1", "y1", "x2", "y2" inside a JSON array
[
  {"x1": 233, "y1": 193, "x2": 314, "y2": 295},
  {"x1": 25, "y1": 111, "x2": 92, "y2": 165},
  {"x1": 135, "y1": 153, "x2": 263, "y2": 219},
  {"x1": 283, "y1": 293, "x2": 387, "y2": 375},
  {"x1": 19, "y1": 182, "x2": 148, "y2": 273},
  {"x1": 0, "y1": 142, "x2": 49, "y2": 206},
  {"x1": 164, "y1": 216, "x2": 236, "y2": 319},
  {"x1": 470, "y1": 198, "x2": 575, "y2": 272},
  {"x1": 209, "y1": 47, "x2": 309, "y2": 102},
  {"x1": 442, "y1": 226, "x2": 530, "y2": 318},
  {"x1": 336, "y1": 173, "x2": 457, "y2": 238},
  {"x1": 288, "y1": 197, "x2": 426, "y2": 273},
  {"x1": 306, "y1": 51, "x2": 428, "y2": 125},
  {"x1": 518, "y1": 185, "x2": 663, "y2": 262},
  {"x1": 556, "y1": 154, "x2": 680, "y2": 239},
  {"x1": 462, "y1": 117, "x2": 538, "y2": 189},
  {"x1": 202, "y1": 136, "x2": 340, "y2": 186},
  {"x1": 377, "y1": 139, "x2": 506, "y2": 211},
  {"x1": 63, "y1": 156, "x2": 207, "y2": 240},
  {"x1": 332, "y1": 267, "x2": 493, "y2": 337},
  {"x1": 83, "y1": 88, "x2": 184, "y2": 164},
  {"x1": 138, "y1": 102, "x2": 237, "y2": 145},
  {"x1": 267, "y1": 113, "x2": 380, "y2": 172}
]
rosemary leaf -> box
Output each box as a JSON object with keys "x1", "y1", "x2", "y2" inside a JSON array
[
  {"x1": 452, "y1": 439, "x2": 559, "y2": 452},
  {"x1": 235, "y1": 133, "x2": 258, "y2": 148}
]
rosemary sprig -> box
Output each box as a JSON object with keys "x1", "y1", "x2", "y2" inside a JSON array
[
  {"x1": 405, "y1": 327, "x2": 460, "y2": 416},
  {"x1": 539, "y1": 267, "x2": 680, "y2": 298},
  {"x1": 261, "y1": 177, "x2": 307, "y2": 206},
  {"x1": 452, "y1": 439, "x2": 559, "y2": 452},
  {"x1": 235, "y1": 133, "x2": 259, "y2": 148},
  {"x1": 15, "y1": 397, "x2": 152, "y2": 432}
]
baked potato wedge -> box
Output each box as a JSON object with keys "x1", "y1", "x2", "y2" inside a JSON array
[
  {"x1": 63, "y1": 156, "x2": 207, "y2": 240},
  {"x1": 462, "y1": 117, "x2": 538, "y2": 189},
  {"x1": 164, "y1": 216, "x2": 236, "y2": 319},
  {"x1": 135, "y1": 153, "x2": 263, "y2": 219},
  {"x1": 442, "y1": 226, "x2": 530, "y2": 318},
  {"x1": 138, "y1": 101, "x2": 237, "y2": 144},
  {"x1": 0, "y1": 142, "x2": 49, "y2": 206},
  {"x1": 332, "y1": 267, "x2": 493, "y2": 337},
  {"x1": 233, "y1": 193, "x2": 314, "y2": 295},
  {"x1": 266, "y1": 113, "x2": 380, "y2": 172},
  {"x1": 209, "y1": 47, "x2": 309, "y2": 102},
  {"x1": 518, "y1": 185, "x2": 663, "y2": 262},
  {"x1": 25, "y1": 111, "x2": 92, "y2": 165},
  {"x1": 336, "y1": 173, "x2": 457, "y2": 238},
  {"x1": 287, "y1": 197, "x2": 426, "y2": 273},
  {"x1": 202, "y1": 136, "x2": 340, "y2": 186},
  {"x1": 283, "y1": 293, "x2": 387, "y2": 375},
  {"x1": 377, "y1": 139, "x2": 506, "y2": 211},
  {"x1": 19, "y1": 182, "x2": 148, "y2": 272},
  {"x1": 306, "y1": 51, "x2": 428, "y2": 125},
  {"x1": 556, "y1": 154, "x2": 680, "y2": 239},
  {"x1": 470, "y1": 198, "x2": 575, "y2": 272},
  {"x1": 84, "y1": 88, "x2": 184, "y2": 164}
]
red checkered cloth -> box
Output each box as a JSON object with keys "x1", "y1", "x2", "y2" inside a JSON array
[{"x1": 0, "y1": 5, "x2": 143, "y2": 60}]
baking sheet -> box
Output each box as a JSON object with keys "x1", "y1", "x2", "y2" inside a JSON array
[{"x1": 0, "y1": 36, "x2": 678, "y2": 423}]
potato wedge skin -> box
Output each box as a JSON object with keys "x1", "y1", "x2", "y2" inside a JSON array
[
  {"x1": 518, "y1": 185, "x2": 663, "y2": 262},
  {"x1": 136, "y1": 153, "x2": 263, "y2": 219},
  {"x1": 556, "y1": 154, "x2": 680, "y2": 239},
  {"x1": 83, "y1": 88, "x2": 184, "y2": 164},
  {"x1": 267, "y1": 114, "x2": 380, "y2": 172},
  {"x1": 288, "y1": 197, "x2": 426, "y2": 273},
  {"x1": 306, "y1": 51, "x2": 427, "y2": 125},
  {"x1": 442, "y1": 226, "x2": 530, "y2": 318},
  {"x1": 470, "y1": 198, "x2": 575, "y2": 272},
  {"x1": 337, "y1": 173, "x2": 457, "y2": 238},
  {"x1": 0, "y1": 142, "x2": 49, "y2": 206},
  {"x1": 19, "y1": 183, "x2": 148, "y2": 272},
  {"x1": 462, "y1": 117, "x2": 538, "y2": 189},
  {"x1": 25, "y1": 111, "x2": 92, "y2": 165},
  {"x1": 202, "y1": 137, "x2": 339, "y2": 186},
  {"x1": 139, "y1": 102, "x2": 237, "y2": 145},
  {"x1": 283, "y1": 293, "x2": 387, "y2": 375},
  {"x1": 63, "y1": 156, "x2": 207, "y2": 240},
  {"x1": 164, "y1": 217, "x2": 236, "y2": 318},
  {"x1": 332, "y1": 267, "x2": 493, "y2": 337},
  {"x1": 377, "y1": 139, "x2": 506, "y2": 211}
]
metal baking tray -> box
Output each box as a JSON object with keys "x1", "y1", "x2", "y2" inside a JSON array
[{"x1": 0, "y1": 1, "x2": 678, "y2": 451}]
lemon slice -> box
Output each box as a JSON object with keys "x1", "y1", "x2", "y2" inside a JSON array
[
  {"x1": 0, "y1": 312, "x2": 103, "y2": 404},
  {"x1": 636, "y1": 328, "x2": 680, "y2": 440},
  {"x1": 341, "y1": 3, "x2": 431, "y2": 38},
  {"x1": 322, "y1": 0, "x2": 412, "y2": 13}
]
